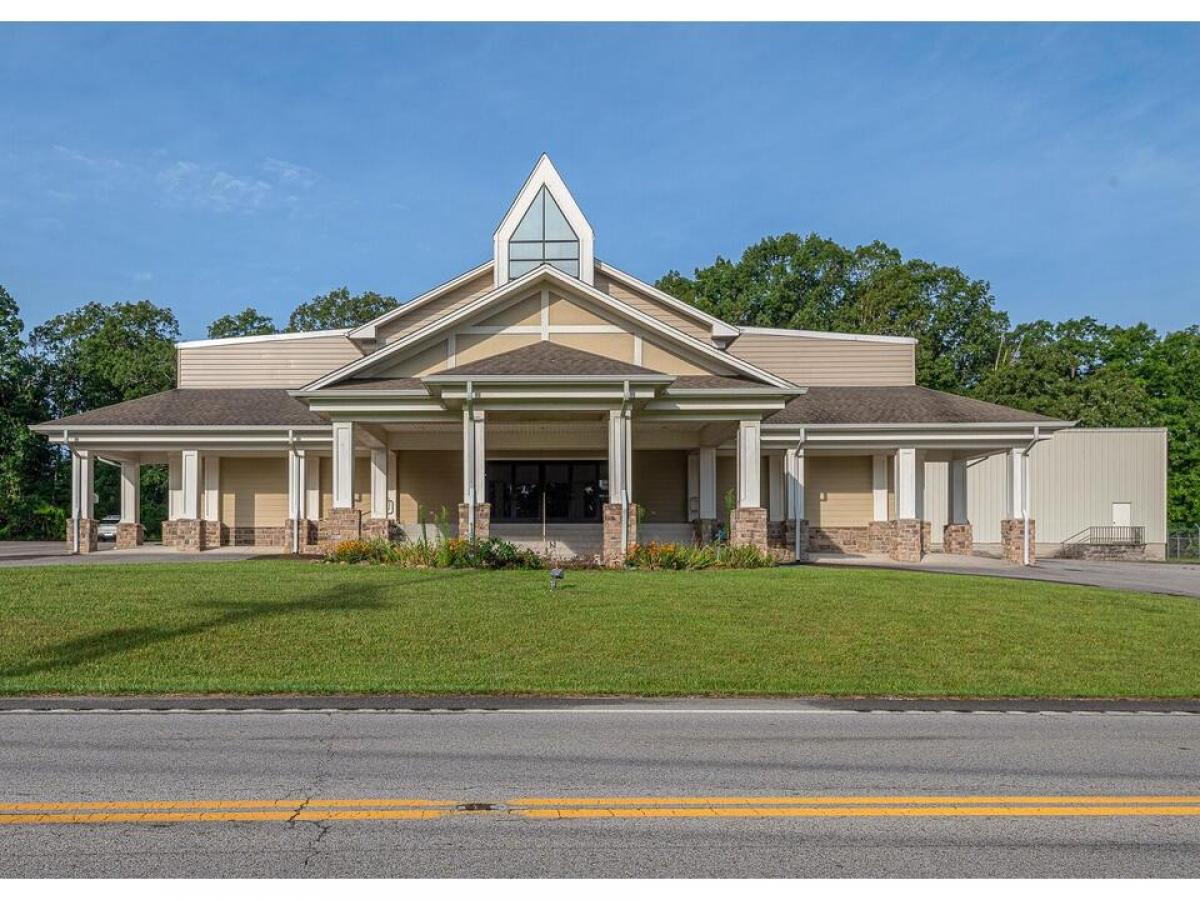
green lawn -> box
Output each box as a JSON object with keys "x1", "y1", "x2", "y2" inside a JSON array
[{"x1": 1, "y1": 561, "x2": 1198, "y2": 698}]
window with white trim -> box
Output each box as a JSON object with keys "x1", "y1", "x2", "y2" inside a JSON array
[{"x1": 507, "y1": 186, "x2": 579, "y2": 279}]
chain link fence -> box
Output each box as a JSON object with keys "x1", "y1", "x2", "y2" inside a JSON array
[{"x1": 1167, "y1": 527, "x2": 1200, "y2": 561}]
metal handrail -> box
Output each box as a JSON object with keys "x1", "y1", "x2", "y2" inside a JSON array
[{"x1": 1087, "y1": 525, "x2": 1145, "y2": 546}]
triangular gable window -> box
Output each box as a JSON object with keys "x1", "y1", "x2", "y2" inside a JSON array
[{"x1": 508, "y1": 186, "x2": 580, "y2": 279}]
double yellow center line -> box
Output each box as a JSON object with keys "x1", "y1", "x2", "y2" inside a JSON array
[{"x1": 2, "y1": 795, "x2": 1199, "y2": 825}]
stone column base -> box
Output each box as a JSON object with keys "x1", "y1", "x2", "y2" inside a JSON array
[
  {"x1": 318, "y1": 509, "x2": 362, "y2": 548},
  {"x1": 730, "y1": 507, "x2": 768, "y2": 551},
  {"x1": 692, "y1": 517, "x2": 718, "y2": 545},
  {"x1": 172, "y1": 518, "x2": 207, "y2": 552},
  {"x1": 115, "y1": 522, "x2": 144, "y2": 550},
  {"x1": 890, "y1": 518, "x2": 929, "y2": 562},
  {"x1": 868, "y1": 520, "x2": 896, "y2": 554},
  {"x1": 284, "y1": 519, "x2": 319, "y2": 552},
  {"x1": 65, "y1": 518, "x2": 99, "y2": 553},
  {"x1": 456, "y1": 503, "x2": 491, "y2": 541},
  {"x1": 784, "y1": 518, "x2": 810, "y2": 561},
  {"x1": 602, "y1": 502, "x2": 638, "y2": 566},
  {"x1": 202, "y1": 520, "x2": 223, "y2": 548},
  {"x1": 943, "y1": 522, "x2": 974, "y2": 556},
  {"x1": 766, "y1": 520, "x2": 787, "y2": 550},
  {"x1": 1001, "y1": 518, "x2": 1036, "y2": 564}
]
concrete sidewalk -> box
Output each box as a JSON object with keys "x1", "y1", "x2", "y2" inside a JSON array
[
  {"x1": 0, "y1": 540, "x2": 285, "y2": 567},
  {"x1": 811, "y1": 551, "x2": 1200, "y2": 598}
]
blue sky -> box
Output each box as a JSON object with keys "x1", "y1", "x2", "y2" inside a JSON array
[{"x1": 1, "y1": 22, "x2": 1197, "y2": 340}]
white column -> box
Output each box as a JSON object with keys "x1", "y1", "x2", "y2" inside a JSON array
[
  {"x1": 767, "y1": 453, "x2": 786, "y2": 522},
  {"x1": 686, "y1": 452, "x2": 699, "y2": 520},
  {"x1": 896, "y1": 447, "x2": 925, "y2": 520},
  {"x1": 1005, "y1": 448, "x2": 1026, "y2": 519},
  {"x1": 736, "y1": 419, "x2": 761, "y2": 508},
  {"x1": 202, "y1": 456, "x2": 220, "y2": 522},
  {"x1": 72, "y1": 449, "x2": 94, "y2": 521},
  {"x1": 288, "y1": 448, "x2": 308, "y2": 521},
  {"x1": 698, "y1": 446, "x2": 717, "y2": 520},
  {"x1": 119, "y1": 461, "x2": 140, "y2": 524},
  {"x1": 607, "y1": 408, "x2": 632, "y2": 505},
  {"x1": 179, "y1": 450, "x2": 202, "y2": 519},
  {"x1": 305, "y1": 455, "x2": 321, "y2": 520},
  {"x1": 948, "y1": 458, "x2": 969, "y2": 524},
  {"x1": 872, "y1": 454, "x2": 889, "y2": 522},
  {"x1": 462, "y1": 410, "x2": 486, "y2": 505},
  {"x1": 332, "y1": 421, "x2": 356, "y2": 509},
  {"x1": 785, "y1": 447, "x2": 805, "y2": 520},
  {"x1": 369, "y1": 447, "x2": 389, "y2": 519},
  {"x1": 168, "y1": 458, "x2": 181, "y2": 520}
]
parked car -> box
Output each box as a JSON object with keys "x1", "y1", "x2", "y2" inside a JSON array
[{"x1": 96, "y1": 514, "x2": 121, "y2": 541}]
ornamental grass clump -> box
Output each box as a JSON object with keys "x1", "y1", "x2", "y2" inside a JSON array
[{"x1": 624, "y1": 540, "x2": 774, "y2": 570}]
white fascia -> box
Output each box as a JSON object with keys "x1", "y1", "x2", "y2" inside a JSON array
[
  {"x1": 594, "y1": 259, "x2": 740, "y2": 342},
  {"x1": 347, "y1": 261, "x2": 493, "y2": 341},
  {"x1": 493, "y1": 154, "x2": 594, "y2": 286},
  {"x1": 738, "y1": 326, "x2": 918, "y2": 345},
  {"x1": 302, "y1": 265, "x2": 796, "y2": 393},
  {"x1": 175, "y1": 329, "x2": 350, "y2": 349}
]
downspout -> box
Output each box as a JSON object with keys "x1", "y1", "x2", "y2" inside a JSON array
[
  {"x1": 466, "y1": 380, "x2": 476, "y2": 541},
  {"x1": 793, "y1": 428, "x2": 806, "y2": 561},
  {"x1": 65, "y1": 429, "x2": 79, "y2": 554},
  {"x1": 288, "y1": 429, "x2": 299, "y2": 554},
  {"x1": 619, "y1": 380, "x2": 631, "y2": 557},
  {"x1": 1022, "y1": 425, "x2": 1041, "y2": 566}
]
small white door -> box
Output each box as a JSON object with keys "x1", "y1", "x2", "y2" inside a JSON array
[{"x1": 1112, "y1": 502, "x2": 1132, "y2": 527}]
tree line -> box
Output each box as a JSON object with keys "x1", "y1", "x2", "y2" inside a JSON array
[{"x1": 1, "y1": 235, "x2": 1196, "y2": 540}]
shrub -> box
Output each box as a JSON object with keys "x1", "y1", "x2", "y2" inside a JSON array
[
  {"x1": 625, "y1": 540, "x2": 774, "y2": 570},
  {"x1": 324, "y1": 536, "x2": 541, "y2": 570}
]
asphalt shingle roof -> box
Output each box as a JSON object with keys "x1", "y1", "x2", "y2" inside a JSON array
[
  {"x1": 320, "y1": 377, "x2": 426, "y2": 392},
  {"x1": 36, "y1": 389, "x2": 328, "y2": 428},
  {"x1": 764, "y1": 386, "x2": 1059, "y2": 426}
]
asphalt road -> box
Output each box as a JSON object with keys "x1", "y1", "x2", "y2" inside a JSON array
[{"x1": 1, "y1": 701, "x2": 1198, "y2": 877}]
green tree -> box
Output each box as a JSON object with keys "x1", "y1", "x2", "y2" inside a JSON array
[
  {"x1": 1138, "y1": 327, "x2": 1200, "y2": 525},
  {"x1": 0, "y1": 285, "x2": 60, "y2": 538},
  {"x1": 29, "y1": 300, "x2": 179, "y2": 418},
  {"x1": 207, "y1": 307, "x2": 276, "y2": 339},
  {"x1": 287, "y1": 287, "x2": 395, "y2": 332},
  {"x1": 658, "y1": 233, "x2": 1008, "y2": 391},
  {"x1": 28, "y1": 300, "x2": 179, "y2": 537}
]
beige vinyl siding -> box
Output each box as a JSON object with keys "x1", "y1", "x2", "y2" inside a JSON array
[
  {"x1": 177, "y1": 334, "x2": 365, "y2": 389},
  {"x1": 317, "y1": 456, "x2": 372, "y2": 518},
  {"x1": 925, "y1": 428, "x2": 1168, "y2": 546},
  {"x1": 550, "y1": 332, "x2": 635, "y2": 362},
  {"x1": 728, "y1": 333, "x2": 915, "y2": 386},
  {"x1": 641, "y1": 337, "x2": 720, "y2": 375},
  {"x1": 376, "y1": 269, "x2": 495, "y2": 344},
  {"x1": 381, "y1": 339, "x2": 449, "y2": 377},
  {"x1": 805, "y1": 456, "x2": 874, "y2": 527},
  {"x1": 593, "y1": 270, "x2": 711, "y2": 342},
  {"x1": 633, "y1": 450, "x2": 688, "y2": 523},
  {"x1": 477, "y1": 293, "x2": 542, "y2": 327},
  {"x1": 548, "y1": 293, "x2": 611, "y2": 326},
  {"x1": 397, "y1": 450, "x2": 460, "y2": 523},
  {"x1": 220, "y1": 457, "x2": 287, "y2": 527},
  {"x1": 454, "y1": 332, "x2": 539, "y2": 364}
]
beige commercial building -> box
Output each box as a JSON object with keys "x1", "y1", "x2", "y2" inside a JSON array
[{"x1": 34, "y1": 156, "x2": 1165, "y2": 565}]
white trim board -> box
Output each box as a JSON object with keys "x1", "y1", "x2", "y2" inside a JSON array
[
  {"x1": 737, "y1": 326, "x2": 918, "y2": 345},
  {"x1": 347, "y1": 261, "x2": 493, "y2": 340},
  {"x1": 175, "y1": 329, "x2": 351, "y2": 349}
]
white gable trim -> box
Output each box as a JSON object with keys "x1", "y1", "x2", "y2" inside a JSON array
[
  {"x1": 595, "y1": 259, "x2": 740, "y2": 340},
  {"x1": 176, "y1": 328, "x2": 350, "y2": 349},
  {"x1": 739, "y1": 326, "x2": 918, "y2": 345},
  {"x1": 493, "y1": 155, "x2": 594, "y2": 287},
  {"x1": 346, "y1": 261, "x2": 493, "y2": 340},
  {"x1": 302, "y1": 265, "x2": 794, "y2": 392}
]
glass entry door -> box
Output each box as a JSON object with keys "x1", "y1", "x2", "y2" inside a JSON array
[{"x1": 486, "y1": 460, "x2": 608, "y2": 522}]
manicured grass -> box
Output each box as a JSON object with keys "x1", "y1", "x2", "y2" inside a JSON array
[{"x1": 1, "y1": 561, "x2": 1198, "y2": 697}]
